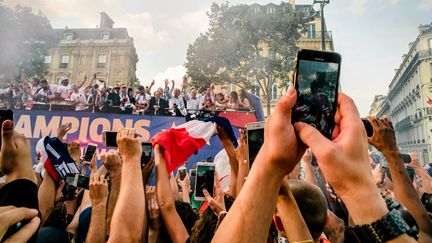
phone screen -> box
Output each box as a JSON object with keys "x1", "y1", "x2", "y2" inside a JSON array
[
  {"x1": 104, "y1": 131, "x2": 118, "y2": 147},
  {"x1": 247, "y1": 128, "x2": 264, "y2": 168},
  {"x1": 195, "y1": 164, "x2": 215, "y2": 198},
  {"x1": 65, "y1": 174, "x2": 89, "y2": 189},
  {"x1": 190, "y1": 169, "x2": 196, "y2": 193},
  {"x1": 83, "y1": 144, "x2": 97, "y2": 162},
  {"x1": 292, "y1": 52, "x2": 340, "y2": 138},
  {"x1": 179, "y1": 168, "x2": 186, "y2": 180},
  {"x1": 141, "y1": 142, "x2": 152, "y2": 166}
]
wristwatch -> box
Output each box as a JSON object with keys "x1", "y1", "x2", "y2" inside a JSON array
[{"x1": 350, "y1": 197, "x2": 418, "y2": 243}]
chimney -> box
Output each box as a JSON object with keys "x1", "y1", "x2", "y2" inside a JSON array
[{"x1": 100, "y1": 12, "x2": 114, "y2": 29}]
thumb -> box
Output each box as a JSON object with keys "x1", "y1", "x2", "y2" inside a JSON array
[
  {"x1": 203, "y1": 189, "x2": 213, "y2": 202},
  {"x1": 2, "y1": 120, "x2": 15, "y2": 149},
  {"x1": 294, "y1": 122, "x2": 331, "y2": 153}
]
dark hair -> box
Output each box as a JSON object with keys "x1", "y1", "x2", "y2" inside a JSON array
[
  {"x1": 158, "y1": 201, "x2": 199, "y2": 243},
  {"x1": 44, "y1": 202, "x2": 68, "y2": 229},
  {"x1": 40, "y1": 79, "x2": 48, "y2": 84},
  {"x1": 190, "y1": 194, "x2": 234, "y2": 243},
  {"x1": 289, "y1": 179, "x2": 328, "y2": 240},
  {"x1": 230, "y1": 91, "x2": 239, "y2": 103}
]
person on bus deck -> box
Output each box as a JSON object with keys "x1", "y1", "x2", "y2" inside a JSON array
[{"x1": 238, "y1": 88, "x2": 251, "y2": 110}]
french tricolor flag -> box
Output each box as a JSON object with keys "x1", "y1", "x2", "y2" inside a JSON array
[{"x1": 150, "y1": 120, "x2": 218, "y2": 173}]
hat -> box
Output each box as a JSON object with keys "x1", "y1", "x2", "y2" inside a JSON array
[{"x1": 60, "y1": 76, "x2": 69, "y2": 82}]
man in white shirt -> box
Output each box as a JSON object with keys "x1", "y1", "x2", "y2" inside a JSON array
[
  {"x1": 119, "y1": 84, "x2": 131, "y2": 107},
  {"x1": 166, "y1": 87, "x2": 187, "y2": 116},
  {"x1": 54, "y1": 76, "x2": 71, "y2": 103},
  {"x1": 184, "y1": 87, "x2": 200, "y2": 114},
  {"x1": 135, "y1": 86, "x2": 151, "y2": 113},
  {"x1": 70, "y1": 84, "x2": 88, "y2": 111}
]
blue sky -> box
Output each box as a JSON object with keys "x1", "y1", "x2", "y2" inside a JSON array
[{"x1": 4, "y1": 0, "x2": 432, "y2": 115}]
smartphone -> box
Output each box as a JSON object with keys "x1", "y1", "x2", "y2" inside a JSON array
[
  {"x1": 362, "y1": 118, "x2": 374, "y2": 137},
  {"x1": 401, "y1": 154, "x2": 411, "y2": 164},
  {"x1": 141, "y1": 142, "x2": 152, "y2": 167},
  {"x1": 178, "y1": 167, "x2": 187, "y2": 181},
  {"x1": 246, "y1": 122, "x2": 265, "y2": 169},
  {"x1": 103, "y1": 131, "x2": 118, "y2": 147},
  {"x1": 83, "y1": 143, "x2": 97, "y2": 162},
  {"x1": 406, "y1": 167, "x2": 415, "y2": 183},
  {"x1": 65, "y1": 174, "x2": 90, "y2": 189},
  {"x1": 195, "y1": 162, "x2": 215, "y2": 201},
  {"x1": 292, "y1": 49, "x2": 341, "y2": 139},
  {"x1": 189, "y1": 169, "x2": 197, "y2": 193},
  {"x1": 0, "y1": 109, "x2": 13, "y2": 148}
]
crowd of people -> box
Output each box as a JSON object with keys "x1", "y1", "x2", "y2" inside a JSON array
[
  {"x1": 0, "y1": 75, "x2": 254, "y2": 116},
  {"x1": 1, "y1": 86, "x2": 432, "y2": 243}
]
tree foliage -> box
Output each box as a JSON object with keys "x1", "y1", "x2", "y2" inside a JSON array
[
  {"x1": 0, "y1": 2, "x2": 55, "y2": 83},
  {"x1": 185, "y1": 2, "x2": 307, "y2": 113}
]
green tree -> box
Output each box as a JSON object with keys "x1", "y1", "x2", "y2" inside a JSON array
[
  {"x1": 0, "y1": 2, "x2": 55, "y2": 84},
  {"x1": 185, "y1": 2, "x2": 307, "y2": 115}
]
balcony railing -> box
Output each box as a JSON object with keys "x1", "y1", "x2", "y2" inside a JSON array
[
  {"x1": 300, "y1": 31, "x2": 332, "y2": 40},
  {"x1": 395, "y1": 116, "x2": 413, "y2": 131}
]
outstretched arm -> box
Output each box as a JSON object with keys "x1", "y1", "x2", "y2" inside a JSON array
[
  {"x1": 368, "y1": 116, "x2": 432, "y2": 241},
  {"x1": 155, "y1": 145, "x2": 189, "y2": 243},
  {"x1": 108, "y1": 129, "x2": 144, "y2": 242}
]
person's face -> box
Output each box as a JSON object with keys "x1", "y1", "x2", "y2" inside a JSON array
[
  {"x1": 191, "y1": 89, "x2": 197, "y2": 97},
  {"x1": 32, "y1": 80, "x2": 38, "y2": 86},
  {"x1": 174, "y1": 89, "x2": 180, "y2": 97},
  {"x1": 100, "y1": 89, "x2": 106, "y2": 95},
  {"x1": 155, "y1": 91, "x2": 161, "y2": 99},
  {"x1": 205, "y1": 88, "x2": 211, "y2": 95},
  {"x1": 62, "y1": 79, "x2": 69, "y2": 86},
  {"x1": 41, "y1": 82, "x2": 48, "y2": 89},
  {"x1": 157, "y1": 87, "x2": 163, "y2": 93},
  {"x1": 121, "y1": 86, "x2": 127, "y2": 92},
  {"x1": 73, "y1": 85, "x2": 78, "y2": 92}
]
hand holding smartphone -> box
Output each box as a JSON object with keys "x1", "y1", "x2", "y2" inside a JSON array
[
  {"x1": 246, "y1": 122, "x2": 265, "y2": 169},
  {"x1": 83, "y1": 143, "x2": 97, "y2": 162},
  {"x1": 0, "y1": 109, "x2": 13, "y2": 148},
  {"x1": 194, "y1": 162, "x2": 215, "y2": 201},
  {"x1": 292, "y1": 49, "x2": 341, "y2": 139}
]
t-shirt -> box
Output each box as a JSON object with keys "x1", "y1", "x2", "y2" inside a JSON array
[
  {"x1": 56, "y1": 85, "x2": 71, "y2": 100},
  {"x1": 70, "y1": 91, "x2": 88, "y2": 111},
  {"x1": 0, "y1": 179, "x2": 39, "y2": 243}
]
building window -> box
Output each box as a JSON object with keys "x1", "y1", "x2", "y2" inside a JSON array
[
  {"x1": 271, "y1": 83, "x2": 278, "y2": 100},
  {"x1": 429, "y1": 38, "x2": 432, "y2": 49},
  {"x1": 254, "y1": 7, "x2": 261, "y2": 14},
  {"x1": 59, "y1": 55, "x2": 69, "y2": 68},
  {"x1": 252, "y1": 84, "x2": 260, "y2": 97},
  {"x1": 102, "y1": 33, "x2": 110, "y2": 40},
  {"x1": 306, "y1": 24, "x2": 316, "y2": 38},
  {"x1": 97, "y1": 54, "x2": 107, "y2": 68},
  {"x1": 44, "y1": 56, "x2": 51, "y2": 64},
  {"x1": 64, "y1": 33, "x2": 73, "y2": 40},
  {"x1": 80, "y1": 56, "x2": 86, "y2": 65},
  {"x1": 267, "y1": 7, "x2": 275, "y2": 14}
]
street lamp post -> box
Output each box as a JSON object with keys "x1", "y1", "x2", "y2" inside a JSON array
[{"x1": 313, "y1": 0, "x2": 329, "y2": 51}]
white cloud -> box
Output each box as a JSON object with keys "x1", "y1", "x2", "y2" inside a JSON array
[
  {"x1": 3, "y1": 0, "x2": 171, "y2": 53},
  {"x1": 145, "y1": 65, "x2": 187, "y2": 89},
  {"x1": 418, "y1": 0, "x2": 432, "y2": 11},
  {"x1": 348, "y1": 0, "x2": 369, "y2": 16},
  {"x1": 169, "y1": 8, "x2": 209, "y2": 33}
]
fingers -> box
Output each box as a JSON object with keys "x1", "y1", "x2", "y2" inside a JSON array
[
  {"x1": 0, "y1": 207, "x2": 39, "y2": 230},
  {"x1": 4, "y1": 216, "x2": 40, "y2": 243},
  {"x1": 1, "y1": 120, "x2": 15, "y2": 149},
  {"x1": 273, "y1": 86, "x2": 297, "y2": 119},
  {"x1": 203, "y1": 189, "x2": 213, "y2": 203},
  {"x1": 294, "y1": 122, "x2": 331, "y2": 153},
  {"x1": 337, "y1": 92, "x2": 361, "y2": 126}
]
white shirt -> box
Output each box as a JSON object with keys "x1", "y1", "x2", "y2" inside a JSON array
[
  {"x1": 56, "y1": 85, "x2": 71, "y2": 100},
  {"x1": 119, "y1": 92, "x2": 131, "y2": 106},
  {"x1": 70, "y1": 91, "x2": 87, "y2": 111},
  {"x1": 186, "y1": 95, "x2": 201, "y2": 114}
]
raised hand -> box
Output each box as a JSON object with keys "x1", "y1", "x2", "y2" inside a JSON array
[
  {"x1": 366, "y1": 116, "x2": 397, "y2": 153},
  {"x1": 57, "y1": 123, "x2": 71, "y2": 140},
  {"x1": 203, "y1": 176, "x2": 226, "y2": 216},
  {"x1": 117, "y1": 128, "x2": 142, "y2": 162},
  {"x1": 0, "y1": 120, "x2": 35, "y2": 183},
  {"x1": 146, "y1": 186, "x2": 160, "y2": 224},
  {"x1": 89, "y1": 174, "x2": 109, "y2": 206},
  {"x1": 67, "y1": 142, "x2": 82, "y2": 166},
  {"x1": 101, "y1": 151, "x2": 122, "y2": 173}
]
